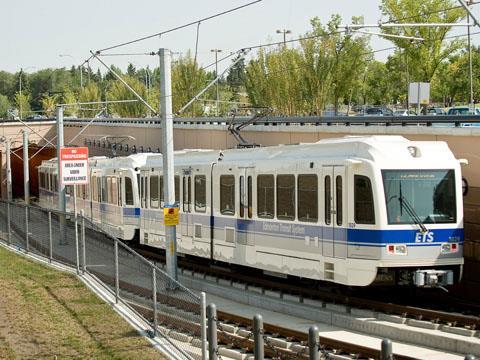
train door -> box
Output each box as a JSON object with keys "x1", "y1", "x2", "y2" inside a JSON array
[
  {"x1": 322, "y1": 166, "x2": 346, "y2": 258},
  {"x1": 238, "y1": 168, "x2": 254, "y2": 245},
  {"x1": 182, "y1": 174, "x2": 193, "y2": 239}
]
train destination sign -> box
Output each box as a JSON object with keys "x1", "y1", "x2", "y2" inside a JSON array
[{"x1": 60, "y1": 147, "x2": 89, "y2": 185}]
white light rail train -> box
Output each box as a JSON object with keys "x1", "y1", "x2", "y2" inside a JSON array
[{"x1": 38, "y1": 136, "x2": 466, "y2": 287}]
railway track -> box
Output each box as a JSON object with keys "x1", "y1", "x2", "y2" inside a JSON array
[{"x1": 134, "y1": 245, "x2": 480, "y2": 331}]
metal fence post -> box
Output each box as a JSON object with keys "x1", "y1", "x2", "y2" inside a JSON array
[
  {"x1": 152, "y1": 267, "x2": 158, "y2": 337},
  {"x1": 207, "y1": 303, "x2": 217, "y2": 360},
  {"x1": 200, "y1": 292, "x2": 207, "y2": 360},
  {"x1": 114, "y1": 239, "x2": 119, "y2": 303},
  {"x1": 253, "y1": 314, "x2": 264, "y2": 360},
  {"x1": 25, "y1": 206, "x2": 29, "y2": 252},
  {"x1": 74, "y1": 211, "x2": 79, "y2": 275},
  {"x1": 7, "y1": 202, "x2": 11, "y2": 245},
  {"x1": 48, "y1": 211, "x2": 52, "y2": 263},
  {"x1": 381, "y1": 338, "x2": 393, "y2": 360},
  {"x1": 308, "y1": 325, "x2": 319, "y2": 360},
  {"x1": 80, "y1": 210, "x2": 86, "y2": 274}
]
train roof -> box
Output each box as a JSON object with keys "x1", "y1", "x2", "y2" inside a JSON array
[{"x1": 139, "y1": 135, "x2": 458, "y2": 169}]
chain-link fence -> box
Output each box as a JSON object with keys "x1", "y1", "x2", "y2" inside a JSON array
[{"x1": 0, "y1": 199, "x2": 205, "y2": 360}]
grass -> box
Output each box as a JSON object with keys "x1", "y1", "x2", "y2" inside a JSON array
[{"x1": 0, "y1": 245, "x2": 166, "y2": 359}]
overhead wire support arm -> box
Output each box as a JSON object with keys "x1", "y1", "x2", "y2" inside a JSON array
[
  {"x1": 350, "y1": 29, "x2": 424, "y2": 41},
  {"x1": 458, "y1": 0, "x2": 480, "y2": 28},
  {"x1": 339, "y1": 22, "x2": 472, "y2": 28},
  {"x1": 176, "y1": 49, "x2": 250, "y2": 115},
  {"x1": 90, "y1": 51, "x2": 158, "y2": 116}
]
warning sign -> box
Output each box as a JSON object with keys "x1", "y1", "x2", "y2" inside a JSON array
[
  {"x1": 60, "y1": 147, "x2": 89, "y2": 185},
  {"x1": 163, "y1": 206, "x2": 179, "y2": 226}
]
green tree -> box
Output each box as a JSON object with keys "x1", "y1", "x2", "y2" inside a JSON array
[
  {"x1": 0, "y1": 94, "x2": 10, "y2": 118},
  {"x1": 14, "y1": 91, "x2": 31, "y2": 119},
  {"x1": 79, "y1": 82, "x2": 101, "y2": 117},
  {"x1": 41, "y1": 94, "x2": 58, "y2": 117},
  {"x1": 172, "y1": 52, "x2": 209, "y2": 116},
  {"x1": 380, "y1": 0, "x2": 465, "y2": 82},
  {"x1": 62, "y1": 89, "x2": 79, "y2": 117},
  {"x1": 107, "y1": 76, "x2": 148, "y2": 117}
]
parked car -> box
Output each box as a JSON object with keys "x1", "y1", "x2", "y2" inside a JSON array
[
  {"x1": 447, "y1": 107, "x2": 480, "y2": 115},
  {"x1": 393, "y1": 109, "x2": 417, "y2": 116},
  {"x1": 427, "y1": 107, "x2": 446, "y2": 115},
  {"x1": 361, "y1": 107, "x2": 394, "y2": 116}
]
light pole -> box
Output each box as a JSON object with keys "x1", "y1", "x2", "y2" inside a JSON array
[
  {"x1": 210, "y1": 49, "x2": 222, "y2": 116},
  {"x1": 59, "y1": 54, "x2": 83, "y2": 88},
  {"x1": 276, "y1": 29, "x2": 292, "y2": 47}
]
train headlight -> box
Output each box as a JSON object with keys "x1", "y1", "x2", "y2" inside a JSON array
[
  {"x1": 386, "y1": 244, "x2": 407, "y2": 255},
  {"x1": 441, "y1": 243, "x2": 458, "y2": 254}
]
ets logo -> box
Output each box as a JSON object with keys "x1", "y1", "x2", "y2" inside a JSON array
[{"x1": 415, "y1": 231, "x2": 434, "y2": 243}]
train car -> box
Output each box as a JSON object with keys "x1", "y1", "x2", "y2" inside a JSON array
[
  {"x1": 139, "y1": 136, "x2": 465, "y2": 287},
  {"x1": 38, "y1": 154, "x2": 147, "y2": 240}
]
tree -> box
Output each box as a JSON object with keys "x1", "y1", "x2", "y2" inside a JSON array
[
  {"x1": 14, "y1": 91, "x2": 31, "y2": 118},
  {"x1": 41, "y1": 94, "x2": 58, "y2": 117},
  {"x1": 79, "y1": 82, "x2": 101, "y2": 117},
  {"x1": 171, "y1": 52, "x2": 209, "y2": 116},
  {"x1": 107, "y1": 76, "x2": 148, "y2": 117},
  {"x1": 62, "y1": 89, "x2": 78, "y2": 117},
  {"x1": 0, "y1": 94, "x2": 10, "y2": 118},
  {"x1": 380, "y1": 0, "x2": 465, "y2": 82}
]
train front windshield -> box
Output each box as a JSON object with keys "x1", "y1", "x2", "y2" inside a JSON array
[{"x1": 382, "y1": 170, "x2": 456, "y2": 224}]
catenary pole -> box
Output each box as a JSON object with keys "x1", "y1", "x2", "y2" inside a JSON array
[
  {"x1": 23, "y1": 130, "x2": 29, "y2": 204},
  {"x1": 6, "y1": 139, "x2": 12, "y2": 201},
  {"x1": 159, "y1": 48, "x2": 178, "y2": 283},
  {"x1": 56, "y1": 106, "x2": 66, "y2": 244}
]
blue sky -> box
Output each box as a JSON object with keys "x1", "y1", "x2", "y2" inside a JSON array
[{"x1": 1, "y1": 0, "x2": 477, "y2": 73}]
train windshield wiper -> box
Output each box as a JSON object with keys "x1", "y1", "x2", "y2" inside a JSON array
[{"x1": 399, "y1": 182, "x2": 428, "y2": 234}]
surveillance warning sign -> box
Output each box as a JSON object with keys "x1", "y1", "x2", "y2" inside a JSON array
[{"x1": 60, "y1": 147, "x2": 89, "y2": 185}]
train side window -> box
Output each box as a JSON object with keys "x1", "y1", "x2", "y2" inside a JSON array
[
  {"x1": 298, "y1": 174, "x2": 318, "y2": 222},
  {"x1": 257, "y1": 175, "x2": 274, "y2": 219},
  {"x1": 239, "y1": 176, "x2": 245, "y2": 218},
  {"x1": 54, "y1": 175, "x2": 58, "y2": 192},
  {"x1": 117, "y1": 179, "x2": 121, "y2": 205},
  {"x1": 175, "y1": 176, "x2": 180, "y2": 205},
  {"x1": 97, "y1": 177, "x2": 101, "y2": 202},
  {"x1": 220, "y1": 175, "x2": 235, "y2": 215},
  {"x1": 39, "y1": 172, "x2": 45, "y2": 189},
  {"x1": 91, "y1": 176, "x2": 96, "y2": 201},
  {"x1": 354, "y1": 175, "x2": 375, "y2": 224},
  {"x1": 112, "y1": 177, "x2": 118, "y2": 205},
  {"x1": 188, "y1": 177, "x2": 192, "y2": 212},
  {"x1": 277, "y1": 175, "x2": 295, "y2": 221},
  {"x1": 159, "y1": 176, "x2": 164, "y2": 207},
  {"x1": 195, "y1": 175, "x2": 206, "y2": 212},
  {"x1": 150, "y1": 176, "x2": 159, "y2": 208},
  {"x1": 325, "y1": 176, "x2": 331, "y2": 225},
  {"x1": 125, "y1": 177, "x2": 134, "y2": 206},
  {"x1": 107, "y1": 177, "x2": 112, "y2": 204},
  {"x1": 247, "y1": 176, "x2": 252, "y2": 219},
  {"x1": 336, "y1": 175, "x2": 342, "y2": 226},
  {"x1": 183, "y1": 176, "x2": 188, "y2": 212}
]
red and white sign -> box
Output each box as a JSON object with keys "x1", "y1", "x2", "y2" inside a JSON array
[{"x1": 60, "y1": 147, "x2": 89, "y2": 185}]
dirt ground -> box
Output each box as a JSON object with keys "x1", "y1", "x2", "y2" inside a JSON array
[{"x1": 0, "y1": 246, "x2": 166, "y2": 359}]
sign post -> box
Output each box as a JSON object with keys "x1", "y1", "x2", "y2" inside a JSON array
[{"x1": 60, "y1": 147, "x2": 89, "y2": 273}]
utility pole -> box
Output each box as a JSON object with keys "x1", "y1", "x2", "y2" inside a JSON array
[
  {"x1": 159, "y1": 48, "x2": 178, "y2": 284},
  {"x1": 56, "y1": 106, "x2": 66, "y2": 244},
  {"x1": 276, "y1": 29, "x2": 292, "y2": 47},
  {"x1": 23, "y1": 130, "x2": 29, "y2": 205},
  {"x1": 19, "y1": 68, "x2": 23, "y2": 120},
  {"x1": 6, "y1": 139, "x2": 12, "y2": 201},
  {"x1": 211, "y1": 49, "x2": 222, "y2": 117}
]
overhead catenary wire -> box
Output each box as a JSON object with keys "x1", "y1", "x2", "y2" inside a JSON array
[{"x1": 95, "y1": 0, "x2": 263, "y2": 54}]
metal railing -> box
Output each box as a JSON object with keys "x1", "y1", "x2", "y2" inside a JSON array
[
  {"x1": 63, "y1": 115, "x2": 480, "y2": 127},
  {"x1": 0, "y1": 200, "x2": 205, "y2": 360}
]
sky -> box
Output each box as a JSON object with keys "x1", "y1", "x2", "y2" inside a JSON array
[{"x1": 0, "y1": 0, "x2": 477, "y2": 74}]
